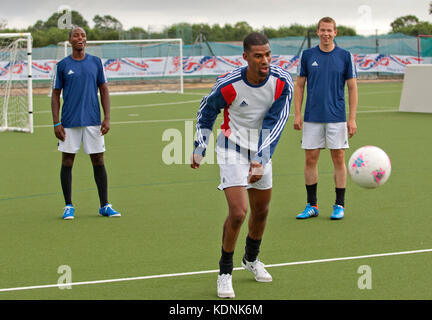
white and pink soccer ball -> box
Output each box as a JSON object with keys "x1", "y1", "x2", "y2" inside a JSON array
[{"x1": 348, "y1": 146, "x2": 391, "y2": 188}]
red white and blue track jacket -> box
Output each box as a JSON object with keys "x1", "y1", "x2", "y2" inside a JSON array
[{"x1": 194, "y1": 65, "x2": 293, "y2": 167}]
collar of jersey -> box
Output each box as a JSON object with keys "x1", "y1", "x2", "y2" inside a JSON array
[
  {"x1": 69, "y1": 53, "x2": 89, "y2": 62},
  {"x1": 241, "y1": 66, "x2": 270, "y2": 88},
  {"x1": 316, "y1": 45, "x2": 338, "y2": 55}
]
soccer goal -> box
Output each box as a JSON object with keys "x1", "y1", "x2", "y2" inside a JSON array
[
  {"x1": 417, "y1": 34, "x2": 432, "y2": 63},
  {"x1": 399, "y1": 64, "x2": 432, "y2": 113},
  {"x1": 53, "y1": 38, "x2": 184, "y2": 95},
  {"x1": 0, "y1": 33, "x2": 33, "y2": 133}
]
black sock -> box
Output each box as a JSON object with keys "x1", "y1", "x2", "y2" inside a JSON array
[
  {"x1": 335, "y1": 188, "x2": 345, "y2": 207},
  {"x1": 306, "y1": 183, "x2": 318, "y2": 206},
  {"x1": 60, "y1": 165, "x2": 72, "y2": 206},
  {"x1": 244, "y1": 236, "x2": 262, "y2": 263},
  {"x1": 93, "y1": 165, "x2": 108, "y2": 207},
  {"x1": 219, "y1": 248, "x2": 234, "y2": 275}
]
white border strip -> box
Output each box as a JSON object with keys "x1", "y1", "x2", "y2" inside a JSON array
[
  {"x1": 0, "y1": 248, "x2": 431, "y2": 293},
  {"x1": 34, "y1": 100, "x2": 201, "y2": 114},
  {"x1": 34, "y1": 118, "x2": 196, "y2": 128},
  {"x1": 33, "y1": 109, "x2": 398, "y2": 129}
]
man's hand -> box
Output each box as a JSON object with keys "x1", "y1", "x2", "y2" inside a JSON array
[
  {"x1": 190, "y1": 153, "x2": 203, "y2": 169},
  {"x1": 54, "y1": 124, "x2": 66, "y2": 141},
  {"x1": 293, "y1": 113, "x2": 303, "y2": 130},
  {"x1": 101, "y1": 118, "x2": 110, "y2": 135},
  {"x1": 347, "y1": 118, "x2": 357, "y2": 138},
  {"x1": 248, "y1": 161, "x2": 264, "y2": 183}
]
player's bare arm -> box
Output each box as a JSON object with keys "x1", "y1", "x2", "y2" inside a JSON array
[
  {"x1": 51, "y1": 88, "x2": 66, "y2": 141},
  {"x1": 346, "y1": 77, "x2": 358, "y2": 138},
  {"x1": 99, "y1": 83, "x2": 111, "y2": 135},
  {"x1": 293, "y1": 76, "x2": 306, "y2": 130}
]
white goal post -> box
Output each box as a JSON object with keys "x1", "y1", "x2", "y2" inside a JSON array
[
  {"x1": 399, "y1": 64, "x2": 432, "y2": 113},
  {"x1": 53, "y1": 38, "x2": 183, "y2": 95},
  {"x1": 0, "y1": 33, "x2": 33, "y2": 133}
]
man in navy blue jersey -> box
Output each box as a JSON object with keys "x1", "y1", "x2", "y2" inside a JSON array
[
  {"x1": 294, "y1": 17, "x2": 358, "y2": 220},
  {"x1": 191, "y1": 32, "x2": 293, "y2": 298},
  {"x1": 51, "y1": 26, "x2": 121, "y2": 220}
]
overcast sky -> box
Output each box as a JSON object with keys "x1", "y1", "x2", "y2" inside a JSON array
[{"x1": 1, "y1": 0, "x2": 431, "y2": 35}]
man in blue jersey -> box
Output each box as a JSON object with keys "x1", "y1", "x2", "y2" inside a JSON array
[
  {"x1": 191, "y1": 32, "x2": 293, "y2": 298},
  {"x1": 294, "y1": 17, "x2": 358, "y2": 220},
  {"x1": 51, "y1": 26, "x2": 121, "y2": 220}
]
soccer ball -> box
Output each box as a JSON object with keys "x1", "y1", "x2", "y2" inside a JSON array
[{"x1": 348, "y1": 146, "x2": 391, "y2": 188}]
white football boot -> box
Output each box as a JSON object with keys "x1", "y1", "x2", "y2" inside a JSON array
[
  {"x1": 217, "y1": 273, "x2": 235, "y2": 298},
  {"x1": 241, "y1": 258, "x2": 273, "y2": 282}
]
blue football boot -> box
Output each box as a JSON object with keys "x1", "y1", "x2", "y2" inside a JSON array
[
  {"x1": 296, "y1": 203, "x2": 319, "y2": 219},
  {"x1": 99, "y1": 204, "x2": 121, "y2": 217},
  {"x1": 330, "y1": 205, "x2": 344, "y2": 220},
  {"x1": 62, "y1": 205, "x2": 75, "y2": 220}
]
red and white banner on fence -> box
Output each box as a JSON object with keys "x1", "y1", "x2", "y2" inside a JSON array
[{"x1": 0, "y1": 54, "x2": 425, "y2": 81}]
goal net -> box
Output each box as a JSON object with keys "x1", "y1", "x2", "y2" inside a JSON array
[
  {"x1": 53, "y1": 38, "x2": 183, "y2": 95},
  {"x1": 0, "y1": 33, "x2": 33, "y2": 133},
  {"x1": 417, "y1": 34, "x2": 432, "y2": 63}
]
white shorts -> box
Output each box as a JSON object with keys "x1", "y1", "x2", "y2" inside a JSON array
[
  {"x1": 58, "y1": 126, "x2": 105, "y2": 154},
  {"x1": 301, "y1": 122, "x2": 349, "y2": 150},
  {"x1": 216, "y1": 145, "x2": 272, "y2": 191}
]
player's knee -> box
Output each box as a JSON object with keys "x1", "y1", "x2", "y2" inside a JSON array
[
  {"x1": 62, "y1": 153, "x2": 75, "y2": 167},
  {"x1": 252, "y1": 205, "x2": 269, "y2": 222},
  {"x1": 305, "y1": 156, "x2": 318, "y2": 168},
  {"x1": 331, "y1": 150, "x2": 345, "y2": 166},
  {"x1": 228, "y1": 205, "x2": 247, "y2": 227},
  {"x1": 90, "y1": 153, "x2": 105, "y2": 166}
]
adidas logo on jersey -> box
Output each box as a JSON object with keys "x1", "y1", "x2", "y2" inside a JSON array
[
  {"x1": 311, "y1": 61, "x2": 319, "y2": 67},
  {"x1": 68, "y1": 69, "x2": 74, "y2": 75},
  {"x1": 239, "y1": 100, "x2": 248, "y2": 107}
]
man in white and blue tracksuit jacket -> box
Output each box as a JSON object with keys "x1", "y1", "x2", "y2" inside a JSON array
[{"x1": 190, "y1": 32, "x2": 293, "y2": 299}]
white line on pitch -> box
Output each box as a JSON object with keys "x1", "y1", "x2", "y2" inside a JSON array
[
  {"x1": 34, "y1": 108, "x2": 398, "y2": 129},
  {"x1": 34, "y1": 118, "x2": 196, "y2": 128},
  {"x1": 34, "y1": 99, "x2": 201, "y2": 114},
  {"x1": 0, "y1": 248, "x2": 431, "y2": 293}
]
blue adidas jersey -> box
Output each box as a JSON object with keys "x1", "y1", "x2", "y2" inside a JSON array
[
  {"x1": 194, "y1": 65, "x2": 293, "y2": 167},
  {"x1": 53, "y1": 54, "x2": 107, "y2": 128},
  {"x1": 297, "y1": 46, "x2": 357, "y2": 123}
]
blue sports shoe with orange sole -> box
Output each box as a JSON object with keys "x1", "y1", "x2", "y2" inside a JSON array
[{"x1": 296, "y1": 203, "x2": 319, "y2": 219}]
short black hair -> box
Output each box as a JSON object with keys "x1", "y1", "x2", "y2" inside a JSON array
[
  {"x1": 243, "y1": 32, "x2": 269, "y2": 52},
  {"x1": 69, "y1": 26, "x2": 85, "y2": 39}
]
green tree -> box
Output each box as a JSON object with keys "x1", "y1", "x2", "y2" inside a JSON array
[
  {"x1": 390, "y1": 15, "x2": 432, "y2": 35},
  {"x1": 124, "y1": 27, "x2": 148, "y2": 40},
  {"x1": 335, "y1": 25, "x2": 357, "y2": 36},
  {"x1": 390, "y1": 15, "x2": 420, "y2": 32},
  {"x1": 209, "y1": 24, "x2": 225, "y2": 42},
  {"x1": 30, "y1": 10, "x2": 89, "y2": 30},
  {"x1": 191, "y1": 23, "x2": 212, "y2": 42},
  {"x1": 31, "y1": 27, "x2": 69, "y2": 47},
  {"x1": 93, "y1": 15, "x2": 123, "y2": 31},
  {"x1": 232, "y1": 21, "x2": 254, "y2": 41}
]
